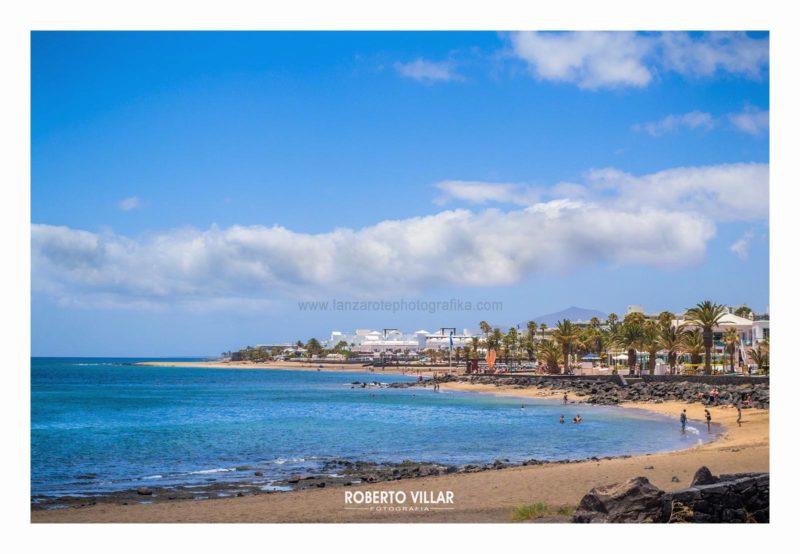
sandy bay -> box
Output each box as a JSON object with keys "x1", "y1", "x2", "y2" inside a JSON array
[{"x1": 33, "y1": 361, "x2": 768, "y2": 523}]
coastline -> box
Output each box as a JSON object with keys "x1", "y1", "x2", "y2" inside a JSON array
[
  {"x1": 133, "y1": 359, "x2": 450, "y2": 375},
  {"x1": 33, "y1": 366, "x2": 769, "y2": 523}
]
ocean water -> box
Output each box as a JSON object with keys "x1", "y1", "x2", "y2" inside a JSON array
[{"x1": 31, "y1": 358, "x2": 708, "y2": 500}]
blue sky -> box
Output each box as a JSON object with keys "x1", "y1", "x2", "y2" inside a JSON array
[{"x1": 31, "y1": 31, "x2": 769, "y2": 356}]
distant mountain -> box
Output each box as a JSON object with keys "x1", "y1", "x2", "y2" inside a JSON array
[{"x1": 526, "y1": 306, "x2": 608, "y2": 327}]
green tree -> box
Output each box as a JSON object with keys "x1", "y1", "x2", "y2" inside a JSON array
[
  {"x1": 470, "y1": 337, "x2": 481, "y2": 360},
  {"x1": 552, "y1": 320, "x2": 577, "y2": 374},
  {"x1": 504, "y1": 327, "x2": 519, "y2": 366},
  {"x1": 642, "y1": 320, "x2": 661, "y2": 375},
  {"x1": 723, "y1": 328, "x2": 739, "y2": 373},
  {"x1": 685, "y1": 301, "x2": 727, "y2": 374},
  {"x1": 334, "y1": 340, "x2": 349, "y2": 353},
  {"x1": 536, "y1": 340, "x2": 562, "y2": 374},
  {"x1": 748, "y1": 345, "x2": 769, "y2": 374},
  {"x1": 682, "y1": 329, "x2": 705, "y2": 370},
  {"x1": 306, "y1": 338, "x2": 323, "y2": 357},
  {"x1": 615, "y1": 318, "x2": 644, "y2": 373},
  {"x1": 657, "y1": 311, "x2": 675, "y2": 330},
  {"x1": 659, "y1": 324, "x2": 686, "y2": 375}
]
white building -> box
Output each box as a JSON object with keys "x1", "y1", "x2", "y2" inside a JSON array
[{"x1": 322, "y1": 327, "x2": 475, "y2": 354}]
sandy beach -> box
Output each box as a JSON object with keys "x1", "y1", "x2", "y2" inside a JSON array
[
  {"x1": 32, "y1": 370, "x2": 768, "y2": 523},
  {"x1": 133, "y1": 359, "x2": 453, "y2": 375}
]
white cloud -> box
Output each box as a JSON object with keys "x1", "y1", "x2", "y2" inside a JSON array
[
  {"x1": 509, "y1": 31, "x2": 652, "y2": 89},
  {"x1": 394, "y1": 59, "x2": 462, "y2": 83},
  {"x1": 439, "y1": 164, "x2": 768, "y2": 223},
  {"x1": 729, "y1": 231, "x2": 755, "y2": 260},
  {"x1": 118, "y1": 196, "x2": 141, "y2": 211},
  {"x1": 659, "y1": 32, "x2": 769, "y2": 80},
  {"x1": 633, "y1": 111, "x2": 715, "y2": 136},
  {"x1": 33, "y1": 202, "x2": 714, "y2": 309},
  {"x1": 582, "y1": 163, "x2": 769, "y2": 222},
  {"x1": 508, "y1": 31, "x2": 768, "y2": 90},
  {"x1": 33, "y1": 162, "x2": 768, "y2": 310},
  {"x1": 728, "y1": 106, "x2": 769, "y2": 136},
  {"x1": 434, "y1": 180, "x2": 539, "y2": 205}
]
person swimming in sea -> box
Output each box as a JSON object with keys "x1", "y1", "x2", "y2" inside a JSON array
[{"x1": 559, "y1": 415, "x2": 565, "y2": 424}]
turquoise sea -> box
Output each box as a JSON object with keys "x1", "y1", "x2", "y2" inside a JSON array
[{"x1": 31, "y1": 358, "x2": 708, "y2": 501}]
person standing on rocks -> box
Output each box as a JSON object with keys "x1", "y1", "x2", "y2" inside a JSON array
[
  {"x1": 704, "y1": 409, "x2": 712, "y2": 432},
  {"x1": 680, "y1": 409, "x2": 687, "y2": 434}
]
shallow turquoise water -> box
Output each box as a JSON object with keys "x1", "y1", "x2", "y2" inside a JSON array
[{"x1": 31, "y1": 358, "x2": 708, "y2": 498}]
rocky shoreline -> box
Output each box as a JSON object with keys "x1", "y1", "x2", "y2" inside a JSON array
[
  {"x1": 31, "y1": 455, "x2": 632, "y2": 511},
  {"x1": 33, "y1": 376, "x2": 768, "y2": 514},
  {"x1": 391, "y1": 375, "x2": 770, "y2": 409}
]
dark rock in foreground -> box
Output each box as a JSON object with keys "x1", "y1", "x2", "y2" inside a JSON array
[
  {"x1": 572, "y1": 477, "x2": 665, "y2": 523},
  {"x1": 690, "y1": 465, "x2": 718, "y2": 486},
  {"x1": 572, "y1": 467, "x2": 769, "y2": 523}
]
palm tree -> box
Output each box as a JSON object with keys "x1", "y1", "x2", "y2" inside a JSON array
[
  {"x1": 470, "y1": 337, "x2": 481, "y2": 360},
  {"x1": 641, "y1": 320, "x2": 661, "y2": 375},
  {"x1": 615, "y1": 320, "x2": 644, "y2": 374},
  {"x1": 659, "y1": 324, "x2": 686, "y2": 375},
  {"x1": 503, "y1": 327, "x2": 519, "y2": 367},
  {"x1": 685, "y1": 301, "x2": 727, "y2": 375},
  {"x1": 479, "y1": 321, "x2": 492, "y2": 338},
  {"x1": 748, "y1": 345, "x2": 769, "y2": 374},
  {"x1": 489, "y1": 328, "x2": 504, "y2": 352},
  {"x1": 522, "y1": 333, "x2": 536, "y2": 362},
  {"x1": 657, "y1": 311, "x2": 675, "y2": 330},
  {"x1": 734, "y1": 305, "x2": 753, "y2": 319},
  {"x1": 526, "y1": 321, "x2": 538, "y2": 360},
  {"x1": 552, "y1": 320, "x2": 577, "y2": 374},
  {"x1": 536, "y1": 340, "x2": 562, "y2": 374},
  {"x1": 539, "y1": 322, "x2": 548, "y2": 339},
  {"x1": 682, "y1": 329, "x2": 705, "y2": 372},
  {"x1": 723, "y1": 328, "x2": 739, "y2": 373},
  {"x1": 306, "y1": 337, "x2": 322, "y2": 357}
]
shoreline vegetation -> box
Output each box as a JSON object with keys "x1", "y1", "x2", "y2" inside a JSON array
[
  {"x1": 32, "y1": 359, "x2": 768, "y2": 523},
  {"x1": 216, "y1": 301, "x2": 770, "y2": 377}
]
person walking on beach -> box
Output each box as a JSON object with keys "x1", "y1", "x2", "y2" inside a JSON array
[
  {"x1": 737, "y1": 406, "x2": 742, "y2": 427},
  {"x1": 563, "y1": 393, "x2": 568, "y2": 405},
  {"x1": 704, "y1": 409, "x2": 712, "y2": 432},
  {"x1": 680, "y1": 409, "x2": 687, "y2": 434}
]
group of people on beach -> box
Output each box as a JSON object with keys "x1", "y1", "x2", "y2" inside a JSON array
[
  {"x1": 680, "y1": 406, "x2": 743, "y2": 433},
  {"x1": 680, "y1": 408, "x2": 713, "y2": 433}
]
